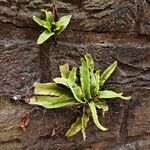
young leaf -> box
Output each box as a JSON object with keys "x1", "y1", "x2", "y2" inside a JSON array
[
  {"x1": 88, "y1": 101, "x2": 108, "y2": 131},
  {"x1": 29, "y1": 96, "x2": 77, "y2": 109},
  {"x1": 68, "y1": 82, "x2": 84, "y2": 103},
  {"x1": 80, "y1": 58, "x2": 91, "y2": 100},
  {"x1": 56, "y1": 15, "x2": 72, "y2": 34},
  {"x1": 33, "y1": 16, "x2": 51, "y2": 31},
  {"x1": 99, "y1": 90, "x2": 131, "y2": 100},
  {"x1": 94, "y1": 70, "x2": 100, "y2": 94},
  {"x1": 34, "y1": 83, "x2": 71, "y2": 97},
  {"x1": 66, "y1": 117, "x2": 82, "y2": 137},
  {"x1": 85, "y1": 53, "x2": 94, "y2": 71},
  {"x1": 54, "y1": 24, "x2": 63, "y2": 32},
  {"x1": 41, "y1": 9, "x2": 54, "y2": 23},
  {"x1": 53, "y1": 77, "x2": 68, "y2": 87},
  {"x1": 37, "y1": 30, "x2": 54, "y2": 44},
  {"x1": 59, "y1": 63, "x2": 70, "y2": 78},
  {"x1": 68, "y1": 67, "x2": 77, "y2": 84},
  {"x1": 99, "y1": 61, "x2": 117, "y2": 86},
  {"x1": 81, "y1": 106, "x2": 90, "y2": 140},
  {"x1": 91, "y1": 70, "x2": 100, "y2": 96}
]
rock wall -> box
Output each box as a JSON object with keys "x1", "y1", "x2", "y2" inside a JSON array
[{"x1": 0, "y1": 0, "x2": 150, "y2": 149}]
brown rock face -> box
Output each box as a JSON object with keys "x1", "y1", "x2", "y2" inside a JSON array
[{"x1": 0, "y1": 0, "x2": 150, "y2": 149}]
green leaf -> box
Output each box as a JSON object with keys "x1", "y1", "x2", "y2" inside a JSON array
[
  {"x1": 59, "y1": 63, "x2": 70, "y2": 78},
  {"x1": 88, "y1": 101, "x2": 108, "y2": 131},
  {"x1": 53, "y1": 77, "x2": 68, "y2": 87},
  {"x1": 95, "y1": 101, "x2": 109, "y2": 112},
  {"x1": 91, "y1": 70, "x2": 100, "y2": 96},
  {"x1": 37, "y1": 30, "x2": 54, "y2": 44},
  {"x1": 68, "y1": 67, "x2": 77, "y2": 84},
  {"x1": 54, "y1": 24, "x2": 63, "y2": 32},
  {"x1": 85, "y1": 53, "x2": 94, "y2": 71},
  {"x1": 99, "y1": 61, "x2": 117, "y2": 86},
  {"x1": 66, "y1": 117, "x2": 82, "y2": 137},
  {"x1": 94, "y1": 70, "x2": 100, "y2": 94},
  {"x1": 34, "y1": 83, "x2": 71, "y2": 97},
  {"x1": 29, "y1": 96, "x2": 77, "y2": 109},
  {"x1": 41, "y1": 9, "x2": 54, "y2": 23},
  {"x1": 56, "y1": 15, "x2": 72, "y2": 34},
  {"x1": 99, "y1": 90, "x2": 131, "y2": 100},
  {"x1": 81, "y1": 106, "x2": 90, "y2": 140},
  {"x1": 80, "y1": 58, "x2": 91, "y2": 100},
  {"x1": 33, "y1": 16, "x2": 51, "y2": 31},
  {"x1": 90, "y1": 72, "x2": 96, "y2": 95},
  {"x1": 68, "y1": 83, "x2": 84, "y2": 103}
]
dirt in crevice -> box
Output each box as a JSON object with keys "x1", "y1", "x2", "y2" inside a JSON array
[
  {"x1": 39, "y1": 39, "x2": 52, "y2": 83},
  {"x1": 119, "y1": 103, "x2": 130, "y2": 143}
]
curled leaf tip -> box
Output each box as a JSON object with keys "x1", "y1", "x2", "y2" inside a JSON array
[{"x1": 121, "y1": 96, "x2": 132, "y2": 100}]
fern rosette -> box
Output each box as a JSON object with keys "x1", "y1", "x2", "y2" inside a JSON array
[
  {"x1": 33, "y1": 9, "x2": 72, "y2": 44},
  {"x1": 29, "y1": 54, "x2": 131, "y2": 139}
]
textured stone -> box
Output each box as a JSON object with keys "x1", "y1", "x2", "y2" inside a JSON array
[
  {"x1": 127, "y1": 89, "x2": 150, "y2": 137},
  {"x1": 50, "y1": 31, "x2": 150, "y2": 91},
  {"x1": 80, "y1": 0, "x2": 138, "y2": 33},
  {"x1": 0, "y1": 24, "x2": 40, "y2": 96},
  {"x1": 0, "y1": 97, "x2": 126, "y2": 150},
  {"x1": 86, "y1": 138, "x2": 150, "y2": 150},
  {"x1": 139, "y1": 0, "x2": 150, "y2": 35},
  {"x1": 0, "y1": 0, "x2": 150, "y2": 149},
  {"x1": 0, "y1": 0, "x2": 150, "y2": 35}
]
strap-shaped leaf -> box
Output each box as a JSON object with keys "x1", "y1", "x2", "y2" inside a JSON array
[
  {"x1": 80, "y1": 58, "x2": 91, "y2": 100},
  {"x1": 85, "y1": 53, "x2": 97, "y2": 96},
  {"x1": 95, "y1": 101, "x2": 109, "y2": 112},
  {"x1": 85, "y1": 53, "x2": 94, "y2": 71},
  {"x1": 41, "y1": 9, "x2": 54, "y2": 23},
  {"x1": 81, "y1": 106, "x2": 90, "y2": 140},
  {"x1": 67, "y1": 67, "x2": 84, "y2": 103},
  {"x1": 34, "y1": 83, "x2": 71, "y2": 97},
  {"x1": 33, "y1": 16, "x2": 51, "y2": 31},
  {"x1": 88, "y1": 101, "x2": 108, "y2": 131},
  {"x1": 59, "y1": 63, "x2": 70, "y2": 78},
  {"x1": 66, "y1": 117, "x2": 82, "y2": 137},
  {"x1": 37, "y1": 30, "x2": 54, "y2": 44},
  {"x1": 68, "y1": 82, "x2": 84, "y2": 103},
  {"x1": 68, "y1": 67, "x2": 77, "y2": 84},
  {"x1": 99, "y1": 90, "x2": 131, "y2": 100},
  {"x1": 53, "y1": 77, "x2": 68, "y2": 87},
  {"x1": 56, "y1": 15, "x2": 72, "y2": 34},
  {"x1": 91, "y1": 70, "x2": 100, "y2": 96},
  {"x1": 94, "y1": 70, "x2": 100, "y2": 94},
  {"x1": 99, "y1": 61, "x2": 117, "y2": 86},
  {"x1": 90, "y1": 72, "x2": 96, "y2": 96},
  {"x1": 29, "y1": 96, "x2": 77, "y2": 109}
]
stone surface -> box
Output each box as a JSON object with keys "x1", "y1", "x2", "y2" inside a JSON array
[
  {"x1": 139, "y1": 0, "x2": 150, "y2": 35},
  {"x1": 0, "y1": 0, "x2": 150, "y2": 35},
  {"x1": 127, "y1": 89, "x2": 150, "y2": 137},
  {"x1": 0, "y1": 0, "x2": 150, "y2": 149},
  {"x1": 0, "y1": 24, "x2": 40, "y2": 96},
  {"x1": 0, "y1": 97, "x2": 126, "y2": 150},
  {"x1": 50, "y1": 32, "x2": 150, "y2": 89}
]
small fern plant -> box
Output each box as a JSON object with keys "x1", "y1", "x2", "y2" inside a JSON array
[
  {"x1": 33, "y1": 9, "x2": 72, "y2": 44},
  {"x1": 29, "y1": 54, "x2": 131, "y2": 139}
]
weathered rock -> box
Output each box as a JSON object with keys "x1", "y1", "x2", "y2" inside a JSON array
[
  {"x1": 50, "y1": 30, "x2": 150, "y2": 91},
  {"x1": 0, "y1": 0, "x2": 150, "y2": 35},
  {"x1": 0, "y1": 24, "x2": 40, "y2": 96},
  {"x1": 139, "y1": 0, "x2": 150, "y2": 35},
  {"x1": 0, "y1": 97, "x2": 127, "y2": 150},
  {"x1": 127, "y1": 89, "x2": 150, "y2": 137},
  {"x1": 0, "y1": 0, "x2": 150, "y2": 149}
]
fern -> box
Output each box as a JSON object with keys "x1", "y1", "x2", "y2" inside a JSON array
[{"x1": 29, "y1": 54, "x2": 131, "y2": 139}]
